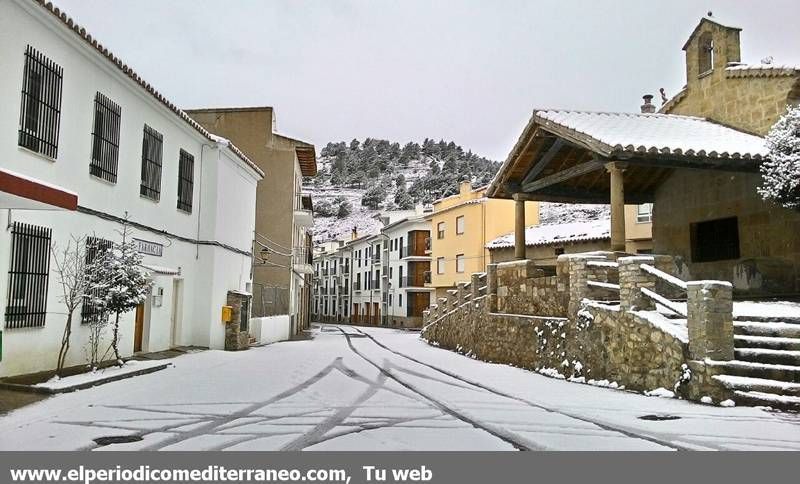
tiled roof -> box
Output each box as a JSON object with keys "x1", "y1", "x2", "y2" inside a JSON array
[
  {"x1": 534, "y1": 110, "x2": 768, "y2": 160},
  {"x1": 725, "y1": 63, "x2": 800, "y2": 78},
  {"x1": 487, "y1": 219, "x2": 610, "y2": 249},
  {"x1": 31, "y1": 0, "x2": 264, "y2": 178}
]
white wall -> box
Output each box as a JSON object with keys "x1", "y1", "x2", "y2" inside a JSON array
[
  {"x1": 0, "y1": 0, "x2": 260, "y2": 376},
  {"x1": 250, "y1": 315, "x2": 291, "y2": 345}
]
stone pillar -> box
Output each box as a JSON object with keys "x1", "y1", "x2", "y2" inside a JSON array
[
  {"x1": 513, "y1": 197, "x2": 526, "y2": 260},
  {"x1": 687, "y1": 281, "x2": 734, "y2": 361},
  {"x1": 567, "y1": 257, "x2": 590, "y2": 316},
  {"x1": 470, "y1": 273, "x2": 483, "y2": 299},
  {"x1": 486, "y1": 264, "x2": 498, "y2": 312},
  {"x1": 606, "y1": 162, "x2": 626, "y2": 252},
  {"x1": 457, "y1": 282, "x2": 469, "y2": 304},
  {"x1": 618, "y1": 256, "x2": 656, "y2": 311}
]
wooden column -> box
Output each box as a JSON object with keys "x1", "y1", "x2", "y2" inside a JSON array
[
  {"x1": 513, "y1": 196, "x2": 526, "y2": 260},
  {"x1": 605, "y1": 162, "x2": 626, "y2": 252}
]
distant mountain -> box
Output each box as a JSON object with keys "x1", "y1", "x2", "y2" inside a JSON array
[{"x1": 305, "y1": 138, "x2": 501, "y2": 242}]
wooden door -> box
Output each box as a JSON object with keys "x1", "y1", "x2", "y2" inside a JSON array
[{"x1": 134, "y1": 303, "x2": 144, "y2": 352}]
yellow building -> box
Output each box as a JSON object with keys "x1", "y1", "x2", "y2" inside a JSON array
[{"x1": 426, "y1": 181, "x2": 539, "y2": 299}]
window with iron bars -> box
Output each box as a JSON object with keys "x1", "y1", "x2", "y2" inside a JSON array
[
  {"x1": 177, "y1": 149, "x2": 194, "y2": 212},
  {"x1": 5, "y1": 222, "x2": 52, "y2": 329},
  {"x1": 81, "y1": 237, "x2": 113, "y2": 325},
  {"x1": 140, "y1": 125, "x2": 163, "y2": 201},
  {"x1": 90, "y1": 92, "x2": 122, "y2": 183},
  {"x1": 18, "y1": 45, "x2": 63, "y2": 159}
]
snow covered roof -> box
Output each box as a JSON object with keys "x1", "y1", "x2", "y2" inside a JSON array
[
  {"x1": 535, "y1": 110, "x2": 768, "y2": 160},
  {"x1": 487, "y1": 219, "x2": 610, "y2": 250},
  {"x1": 725, "y1": 63, "x2": 800, "y2": 78}
]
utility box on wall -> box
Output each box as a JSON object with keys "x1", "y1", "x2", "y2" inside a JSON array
[{"x1": 221, "y1": 305, "x2": 233, "y2": 323}]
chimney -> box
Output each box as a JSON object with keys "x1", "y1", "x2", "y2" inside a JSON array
[
  {"x1": 351, "y1": 226, "x2": 358, "y2": 240},
  {"x1": 640, "y1": 94, "x2": 656, "y2": 114},
  {"x1": 459, "y1": 181, "x2": 472, "y2": 195}
]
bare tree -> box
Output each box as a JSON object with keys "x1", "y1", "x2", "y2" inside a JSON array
[{"x1": 50, "y1": 236, "x2": 89, "y2": 376}]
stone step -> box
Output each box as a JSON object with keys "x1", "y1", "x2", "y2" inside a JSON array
[
  {"x1": 712, "y1": 374, "x2": 800, "y2": 397},
  {"x1": 704, "y1": 360, "x2": 800, "y2": 383},
  {"x1": 732, "y1": 390, "x2": 800, "y2": 411},
  {"x1": 734, "y1": 348, "x2": 800, "y2": 366},
  {"x1": 734, "y1": 335, "x2": 800, "y2": 351},
  {"x1": 734, "y1": 314, "x2": 800, "y2": 324},
  {"x1": 733, "y1": 321, "x2": 800, "y2": 338}
]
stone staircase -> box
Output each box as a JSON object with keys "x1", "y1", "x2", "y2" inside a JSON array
[{"x1": 710, "y1": 315, "x2": 800, "y2": 410}]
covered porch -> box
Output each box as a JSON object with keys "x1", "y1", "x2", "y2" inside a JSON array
[{"x1": 487, "y1": 109, "x2": 768, "y2": 259}]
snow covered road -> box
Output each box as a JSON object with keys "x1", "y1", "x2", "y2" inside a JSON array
[{"x1": 1, "y1": 325, "x2": 799, "y2": 451}]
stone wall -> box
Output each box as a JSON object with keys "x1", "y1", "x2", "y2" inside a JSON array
[
  {"x1": 652, "y1": 169, "x2": 800, "y2": 295},
  {"x1": 225, "y1": 291, "x2": 251, "y2": 351},
  {"x1": 422, "y1": 255, "x2": 729, "y2": 402}
]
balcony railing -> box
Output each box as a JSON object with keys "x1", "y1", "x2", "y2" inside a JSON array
[
  {"x1": 372, "y1": 279, "x2": 381, "y2": 290},
  {"x1": 401, "y1": 243, "x2": 427, "y2": 258},
  {"x1": 399, "y1": 275, "x2": 427, "y2": 288},
  {"x1": 341, "y1": 264, "x2": 350, "y2": 275},
  {"x1": 322, "y1": 268, "x2": 329, "y2": 276},
  {"x1": 425, "y1": 237, "x2": 432, "y2": 252},
  {"x1": 424, "y1": 271, "x2": 432, "y2": 284}
]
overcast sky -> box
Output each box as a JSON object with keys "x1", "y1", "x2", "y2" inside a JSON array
[{"x1": 56, "y1": 0, "x2": 800, "y2": 161}]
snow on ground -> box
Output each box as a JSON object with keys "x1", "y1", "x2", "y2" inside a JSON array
[
  {"x1": 34, "y1": 360, "x2": 168, "y2": 391},
  {"x1": 1, "y1": 326, "x2": 799, "y2": 451}
]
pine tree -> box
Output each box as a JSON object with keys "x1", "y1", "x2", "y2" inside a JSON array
[{"x1": 758, "y1": 105, "x2": 800, "y2": 209}]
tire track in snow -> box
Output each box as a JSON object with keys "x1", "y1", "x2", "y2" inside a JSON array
[
  {"x1": 340, "y1": 325, "x2": 687, "y2": 451},
  {"x1": 334, "y1": 326, "x2": 538, "y2": 451}
]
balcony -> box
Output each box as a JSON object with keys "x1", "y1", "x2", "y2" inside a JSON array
[
  {"x1": 294, "y1": 194, "x2": 314, "y2": 227},
  {"x1": 372, "y1": 279, "x2": 381, "y2": 290},
  {"x1": 292, "y1": 246, "x2": 313, "y2": 274},
  {"x1": 399, "y1": 275, "x2": 427, "y2": 288},
  {"x1": 401, "y1": 243, "x2": 428, "y2": 259}
]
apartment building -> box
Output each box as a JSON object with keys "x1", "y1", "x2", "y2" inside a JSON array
[
  {"x1": 382, "y1": 215, "x2": 433, "y2": 327},
  {"x1": 0, "y1": 0, "x2": 263, "y2": 376},
  {"x1": 185, "y1": 107, "x2": 317, "y2": 336},
  {"x1": 427, "y1": 182, "x2": 539, "y2": 299},
  {"x1": 312, "y1": 240, "x2": 351, "y2": 323}
]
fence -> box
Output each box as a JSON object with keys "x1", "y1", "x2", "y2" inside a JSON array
[{"x1": 251, "y1": 283, "x2": 290, "y2": 318}]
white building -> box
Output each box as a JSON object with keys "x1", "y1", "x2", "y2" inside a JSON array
[
  {"x1": 0, "y1": 0, "x2": 263, "y2": 377},
  {"x1": 311, "y1": 209, "x2": 433, "y2": 328},
  {"x1": 381, "y1": 214, "x2": 434, "y2": 327}
]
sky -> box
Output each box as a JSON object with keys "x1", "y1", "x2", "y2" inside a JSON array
[{"x1": 54, "y1": 0, "x2": 800, "y2": 161}]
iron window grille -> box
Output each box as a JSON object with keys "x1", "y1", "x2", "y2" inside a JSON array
[
  {"x1": 90, "y1": 92, "x2": 122, "y2": 183},
  {"x1": 18, "y1": 45, "x2": 63, "y2": 159},
  {"x1": 177, "y1": 149, "x2": 194, "y2": 212},
  {"x1": 140, "y1": 125, "x2": 163, "y2": 201},
  {"x1": 81, "y1": 236, "x2": 113, "y2": 325},
  {"x1": 5, "y1": 222, "x2": 52, "y2": 329}
]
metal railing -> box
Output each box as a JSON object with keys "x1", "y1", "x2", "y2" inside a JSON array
[{"x1": 400, "y1": 275, "x2": 427, "y2": 288}]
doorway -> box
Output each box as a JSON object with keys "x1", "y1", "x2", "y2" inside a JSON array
[
  {"x1": 170, "y1": 279, "x2": 183, "y2": 347},
  {"x1": 134, "y1": 303, "x2": 145, "y2": 352}
]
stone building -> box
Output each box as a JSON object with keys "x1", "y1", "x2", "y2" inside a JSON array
[{"x1": 488, "y1": 14, "x2": 799, "y2": 297}]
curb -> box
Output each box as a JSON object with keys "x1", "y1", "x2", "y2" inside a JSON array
[{"x1": 0, "y1": 363, "x2": 171, "y2": 395}]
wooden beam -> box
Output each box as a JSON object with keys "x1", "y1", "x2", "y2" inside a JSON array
[
  {"x1": 512, "y1": 187, "x2": 654, "y2": 204},
  {"x1": 521, "y1": 160, "x2": 604, "y2": 192},
  {"x1": 521, "y1": 138, "x2": 564, "y2": 185},
  {"x1": 622, "y1": 156, "x2": 759, "y2": 173}
]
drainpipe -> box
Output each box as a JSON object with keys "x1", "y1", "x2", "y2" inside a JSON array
[{"x1": 196, "y1": 143, "x2": 214, "y2": 259}]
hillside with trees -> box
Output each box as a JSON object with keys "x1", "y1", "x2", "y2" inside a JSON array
[{"x1": 305, "y1": 138, "x2": 501, "y2": 241}]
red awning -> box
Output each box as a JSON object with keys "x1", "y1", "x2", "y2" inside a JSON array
[{"x1": 0, "y1": 169, "x2": 77, "y2": 211}]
